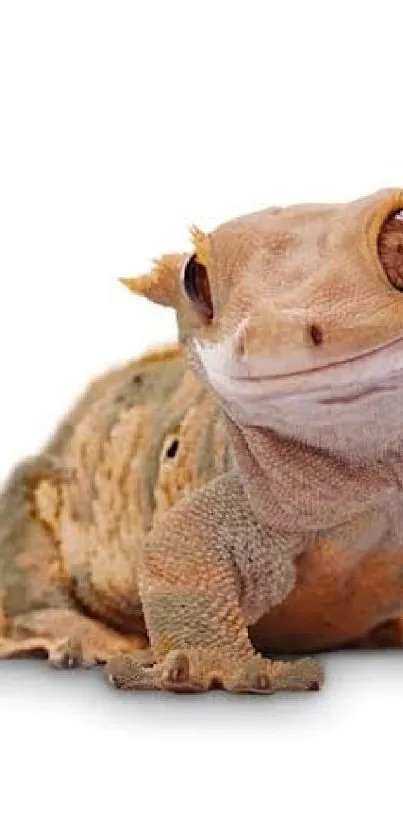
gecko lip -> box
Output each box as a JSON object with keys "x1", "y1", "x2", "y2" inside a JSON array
[
  {"x1": 233, "y1": 333, "x2": 403, "y2": 384},
  {"x1": 206, "y1": 333, "x2": 403, "y2": 404}
]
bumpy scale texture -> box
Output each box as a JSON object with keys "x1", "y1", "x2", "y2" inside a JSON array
[{"x1": 2, "y1": 189, "x2": 403, "y2": 693}]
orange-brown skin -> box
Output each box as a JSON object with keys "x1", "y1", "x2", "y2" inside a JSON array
[
  {"x1": 251, "y1": 546, "x2": 403, "y2": 654},
  {"x1": 2, "y1": 188, "x2": 403, "y2": 693},
  {"x1": 0, "y1": 348, "x2": 232, "y2": 668}
]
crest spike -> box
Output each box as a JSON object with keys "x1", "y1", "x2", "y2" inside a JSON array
[
  {"x1": 190, "y1": 224, "x2": 210, "y2": 266},
  {"x1": 117, "y1": 253, "x2": 183, "y2": 307}
]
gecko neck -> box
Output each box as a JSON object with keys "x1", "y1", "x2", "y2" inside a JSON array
[{"x1": 227, "y1": 418, "x2": 403, "y2": 534}]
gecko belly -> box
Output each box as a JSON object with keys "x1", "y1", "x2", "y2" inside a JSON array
[{"x1": 249, "y1": 540, "x2": 403, "y2": 654}]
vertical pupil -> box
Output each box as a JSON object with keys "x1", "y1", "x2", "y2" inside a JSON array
[
  {"x1": 183, "y1": 255, "x2": 213, "y2": 319},
  {"x1": 184, "y1": 255, "x2": 198, "y2": 299},
  {"x1": 378, "y1": 211, "x2": 403, "y2": 291}
]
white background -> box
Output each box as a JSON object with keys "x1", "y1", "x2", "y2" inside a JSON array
[{"x1": 0, "y1": 2, "x2": 402, "y2": 837}]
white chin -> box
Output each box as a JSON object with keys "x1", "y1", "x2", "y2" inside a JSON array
[{"x1": 218, "y1": 382, "x2": 403, "y2": 460}]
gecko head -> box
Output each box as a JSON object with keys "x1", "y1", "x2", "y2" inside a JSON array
[{"x1": 122, "y1": 188, "x2": 403, "y2": 458}]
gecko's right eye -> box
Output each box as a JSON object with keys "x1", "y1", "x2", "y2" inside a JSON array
[
  {"x1": 182, "y1": 255, "x2": 214, "y2": 320},
  {"x1": 378, "y1": 210, "x2": 403, "y2": 292}
]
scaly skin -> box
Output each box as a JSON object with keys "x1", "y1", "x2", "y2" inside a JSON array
[
  {"x1": 2, "y1": 188, "x2": 403, "y2": 693},
  {"x1": 0, "y1": 347, "x2": 231, "y2": 666}
]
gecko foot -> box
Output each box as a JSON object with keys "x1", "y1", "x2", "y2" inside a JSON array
[{"x1": 106, "y1": 650, "x2": 324, "y2": 694}]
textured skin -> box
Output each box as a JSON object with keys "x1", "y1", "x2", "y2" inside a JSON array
[
  {"x1": 0, "y1": 348, "x2": 227, "y2": 664},
  {"x1": 2, "y1": 188, "x2": 403, "y2": 693}
]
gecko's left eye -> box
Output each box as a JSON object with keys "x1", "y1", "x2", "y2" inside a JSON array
[{"x1": 182, "y1": 255, "x2": 214, "y2": 320}]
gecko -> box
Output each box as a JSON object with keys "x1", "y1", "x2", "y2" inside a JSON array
[{"x1": 1, "y1": 187, "x2": 403, "y2": 693}]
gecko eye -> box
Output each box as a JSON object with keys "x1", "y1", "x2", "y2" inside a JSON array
[
  {"x1": 378, "y1": 210, "x2": 403, "y2": 292},
  {"x1": 182, "y1": 255, "x2": 214, "y2": 320}
]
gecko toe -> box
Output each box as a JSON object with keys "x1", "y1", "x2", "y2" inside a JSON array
[
  {"x1": 106, "y1": 653, "x2": 159, "y2": 690},
  {"x1": 231, "y1": 656, "x2": 324, "y2": 694},
  {"x1": 163, "y1": 651, "x2": 191, "y2": 684},
  {"x1": 49, "y1": 637, "x2": 84, "y2": 669}
]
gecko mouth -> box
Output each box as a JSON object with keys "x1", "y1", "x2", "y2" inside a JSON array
[
  {"x1": 211, "y1": 341, "x2": 403, "y2": 438},
  {"x1": 234, "y1": 332, "x2": 403, "y2": 384},
  {"x1": 206, "y1": 333, "x2": 403, "y2": 408}
]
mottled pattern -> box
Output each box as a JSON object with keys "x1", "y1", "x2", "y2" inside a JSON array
[{"x1": 0, "y1": 346, "x2": 235, "y2": 669}]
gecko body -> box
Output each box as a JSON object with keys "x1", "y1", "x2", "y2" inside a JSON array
[{"x1": 1, "y1": 188, "x2": 403, "y2": 692}]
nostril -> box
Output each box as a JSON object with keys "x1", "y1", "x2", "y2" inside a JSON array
[
  {"x1": 378, "y1": 210, "x2": 403, "y2": 291},
  {"x1": 309, "y1": 322, "x2": 324, "y2": 346},
  {"x1": 234, "y1": 327, "x2": 247, "y2": 360}
]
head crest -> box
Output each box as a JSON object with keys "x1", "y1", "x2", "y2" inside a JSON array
[
  {"x1": 190, "y1": 225, "x2": 210, "y2": 266},
  {"x1": 118, "y1": 253, "x2": 182, "y2": 307}
]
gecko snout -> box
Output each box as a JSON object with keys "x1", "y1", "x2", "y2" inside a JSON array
[{"x1": 233, "y1": 314, "x2": 325, "y2": 365}]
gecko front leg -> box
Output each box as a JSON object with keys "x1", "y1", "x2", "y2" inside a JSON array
[{"x1": 107, "y1": 472, "x2": 323, "y2": 694}]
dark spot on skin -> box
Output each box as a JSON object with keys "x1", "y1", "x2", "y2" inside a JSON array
[
  {"x1": 132, "y1": 374, "x2": 143, "y2": 385},
  {"x1": 166, "y1": 439, "x2": 179, "y2": 458},
  {"x1": 309, "y1": 323, "x2": 324, "y2": 346},
  {"x1": 115, "y1": 394, "x2": 125, "y2": 404}
]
